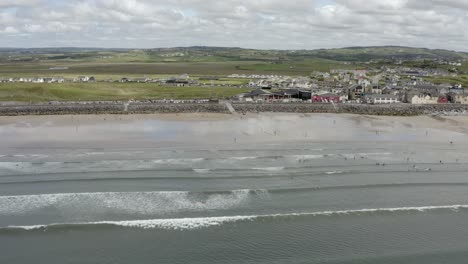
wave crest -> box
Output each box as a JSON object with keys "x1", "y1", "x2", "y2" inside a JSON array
[{"x1": 5, "y1": 205, "x2": 468, "y2": 232}]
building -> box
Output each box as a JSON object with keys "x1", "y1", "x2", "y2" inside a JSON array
[
  {"x1": 347, "y1": 85, "x2": 365, "y2": 100},
  {"x1": 438, "y1": 96, "x2": 449, "y2": 104},
  {"x1": 449, "y1": 86, "x2": 465, "y2": 94},
  {"x1": 237, "y1": 89, "x2": 283, "y2": 102},
  {"x1": 32, "y1": 77, "x2": 45, "y2": 83},
  {"x1": 449, "y1": 94, "x2": 468, "y2": 104},
  {"x1": 133, "y1": 77, "x2": 151, "y2": 83},
  {"x1": 312, "y1": 93, "x2": 342, "y2": 103},
  {"x1": 364, "y1": 94, "x2": 400, "y2": 104},
  {"x1": 75, "y1": 76, "x2": 95, "y2": 82},
  {"x1": 409, "y1": 93, "x2": 439, "y2": 104},
  {"x1": 52, "y1": 77, "x2": 65, "y2": 83},
  {"x1": 370, "y1": 85, "x2": 383, "y2": 94}
]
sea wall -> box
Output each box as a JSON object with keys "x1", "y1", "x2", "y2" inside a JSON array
[
  {"x1": 0, "y1": 102, "x2": 230, "y2": 116},
  {"x1": 1, "y1": 102, "x2": 468, "y2": 116},
  {"x1": 232, "y1": 103, "x2": 468, "y2": 116}
]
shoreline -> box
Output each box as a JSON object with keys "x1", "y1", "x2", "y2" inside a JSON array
[{"x1": 1, "y1": 102, "x2": 468, "y2": 116}]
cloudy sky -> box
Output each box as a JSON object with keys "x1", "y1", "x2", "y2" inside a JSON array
[{"x1": 0, "y1": 0, "x2": 467, "y2": 51}]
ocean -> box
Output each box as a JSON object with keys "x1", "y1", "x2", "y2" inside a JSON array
[{"x1": 1, "y1": 113, "x2": 468, "y2": 263}]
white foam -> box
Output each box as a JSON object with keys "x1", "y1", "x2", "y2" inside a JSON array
[
  {"x1": 11, "y1": 225, "x2": 47, "y2": 231},
  {"x1": 229, "y1": 156, "x2": 257, "y2": 161},
  {"x1": 359, "y1": 152, "x2": 392, "y2": 156},
  {"x1": 7, "y1": 205, "x2": 468, "y2": 231},
  {"x1": 341, "y1": 152, "x2": 392, "y2": 159},
  {"x1": 0, "y1": 189, "x2": 266, "y2": 215},
  {"x1": 8, "y1": 215, "x2": 256, "y2": 231},
  {"x1": 0, "y1": 157, "x2": 208, "y2": 175},
  {"x1": 152, "y1": 158, "x2": 205, "y2": 165},
  {"x1": 30, "y1": 154, "x2": 49, "y2": 158},
  {"x1": 325, "y1": 171, "x2": 344, "y2": 175},
  {"x1": 193, "y1": 169, "x2": 211, "y2": 173},
  {"x1": 290, "y1": 155, "x2": 324, "y2": 160},
  {"x1": 253, "y1": 167, "x2": 285, "y2": 172},
  {"x1": 0, "y1": 154, "x2": 47, "y2": 159}
]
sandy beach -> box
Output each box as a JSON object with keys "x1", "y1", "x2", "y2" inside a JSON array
[
  {"x1": 2, "y1": 112, "x2": 468, "y2": 264},
  {"x1": 1, "y1": 113, "x2": 467, "y2": 151}
]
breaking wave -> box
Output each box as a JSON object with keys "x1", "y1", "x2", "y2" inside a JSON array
[
  {"x1": 4, "y1": 205, "x2": 468, "y2": 232},
  {"x1": 193, "y1": 169, "x2": 211, "y2": 173},
  {"x1": 253, "y1": 167, "x2": 285, "y2": 172},
  {"x1": 325, "y1": 171, "x2": 344, "y2": 175},
  {"x1": 0, "y1": 189, "x2": 269, "y2": 216}
]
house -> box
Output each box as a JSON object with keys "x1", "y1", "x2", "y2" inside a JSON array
[
  {"x1": 43, "y1": 77, "x2": 54, "y2": 83},
  {"x1": 166, "y1": 78, "x2": 190, "y2": 86},
  {"x1": 382, "y1": 87, "x2": 400, "y2": 95},
  {"x1": 32, "y1": 77, "x2": 45, "y2": 83},
  {"x1": 237, "y1": 89, "x2": 271, "y2": 101},
  {"x1": 409, "y1": 94, "x2": 439, "y2": 105},
  {"x1": 448, "y1": 94, "x2": 468, "y2": 104},
  {"x1": 348, "y1": 85, "x2": 365, "y2": 100},
  {"x1": 358, "y1": 79, "x2": 371, "y2": 87},
  {"x1": 297, "y1": 91, "x2": 312, "y2": 101},
  {"x1": 370, "y1": 85, "x2": 383, "y2": 94},
  {"x1": 449, "y1": 86, "x2": 465, "y2": 94},
  {"x1": 280, "y1": 89, "x2": 300, "y2": 98},
  {"x1": 18, "y1": 77, "x2": 31, "y2": 83},
  {"x1": 52, "y1": 77, "x2": 65, "y2": 83},
  {"x1": 279, "y1": 89, "x2": 313, "y2": 101},
  {"x1": 75, "y1": 76, "x2": 94, "y2": 82},
  {"x1": 364, "y1": 94, "x2": 400, "y2": 104},
  {"x1": 413, "y1": 84, "x2": 449, "y2": 95},
  {"x1": 133, "y1": 77, "x2": 151, "y2": 83},
  {"x1": 312, "y1": 93, "x2": 342, "y2": 103}
]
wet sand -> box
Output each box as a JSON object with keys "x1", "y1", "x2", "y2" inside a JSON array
[
  {"x1": 0, "y1": 113, "x2": 468, "y2": 143},
  {"x1": 0, "y1": 113, "x2": 467, "y2": 151}
]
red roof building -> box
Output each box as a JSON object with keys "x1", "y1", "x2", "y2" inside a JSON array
[{"x1": 312, "y1": 94, "x2": 342, "y2": 103}]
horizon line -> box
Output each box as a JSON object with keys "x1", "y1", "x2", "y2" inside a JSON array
[{"x1": 0, "y1": 45, "x2": 465, "y2": 53}]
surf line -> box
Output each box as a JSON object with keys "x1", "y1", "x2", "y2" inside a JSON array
[{"x1": 5, "y1": 205, "x2": 468, "y2": 231}]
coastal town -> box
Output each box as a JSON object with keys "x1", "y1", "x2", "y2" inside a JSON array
[{"x1": 1, "y1": 63, "x2": 467, "y2": 106}]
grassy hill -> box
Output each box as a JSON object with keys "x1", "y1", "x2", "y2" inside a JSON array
[
  {"x1": 0, "y1": 46, "x2": 466, "y2": 77},
  {"x1": 1, "y1": 46, "x2": 467, "y2": 63}
]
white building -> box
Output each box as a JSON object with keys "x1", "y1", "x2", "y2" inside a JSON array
[
  {"x1": 365, "y1": 94, "x2": 400, "y2": 104},
  {"x1": 410, "y1": 94, "x2": 438, "y2": 105}
]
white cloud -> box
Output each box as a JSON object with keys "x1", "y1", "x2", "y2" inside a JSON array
[
  {"x1": 0, "y1": 0, "x2": 467, "y2": 51},
  {"x1": 0, "y1": 0, "x2": 41, "y2": 8}
]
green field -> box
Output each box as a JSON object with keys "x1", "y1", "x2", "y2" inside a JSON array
[
  {"x1": 0, "y1": 59, "x2": 355, "y2": 77},
  {"x1": 2, "y1": 46, "x2": 466, "y2": 79},
  {"x1": 0, "y1": 83, "x2": 250, "y2": 102},
  {"x1": 424, "y1": 75, "x2": 468, "y2": 87}
]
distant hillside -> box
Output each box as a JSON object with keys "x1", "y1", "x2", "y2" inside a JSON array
[
  {"x1": 0, "y1": 46, "x2": 467, "y2": 64},
  {"x1": 305, "y1": 46, "x2": 468, "y2": 61},
  {"x1": 146, "y1": 46, "x2": 468, "y2": 62}
]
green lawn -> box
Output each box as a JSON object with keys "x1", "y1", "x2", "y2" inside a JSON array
[{"x1": 0, "y1": 83, "x2": 250, "y2": 102}]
